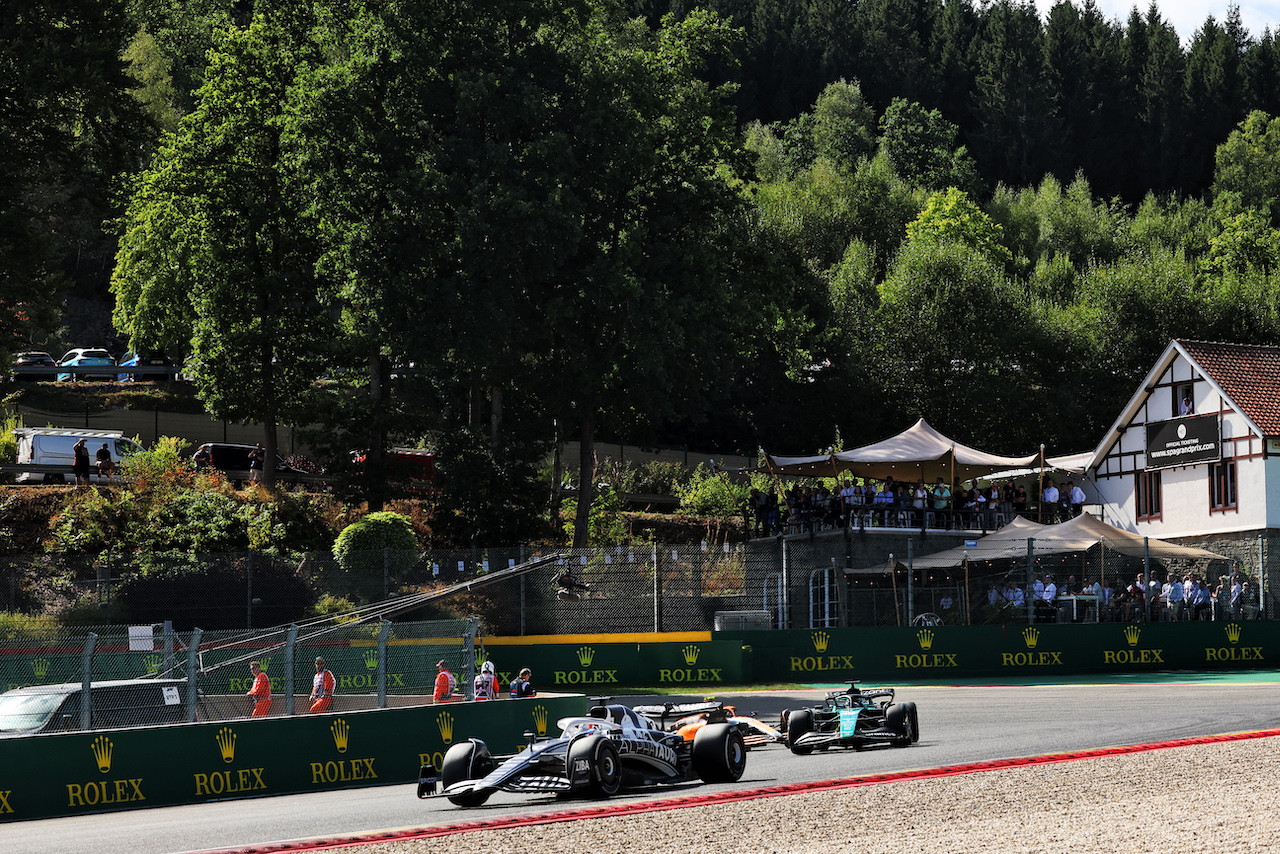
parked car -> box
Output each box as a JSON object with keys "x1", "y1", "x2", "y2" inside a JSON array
[
  {"x1": 13, "y1": 351, "x2": 57, "y2": 381},
  {"x1": 57, "y1": 348, "x2": 116, "y2": 381},
  {"x1": 0, "y1": 679, "x2": 195, "y2": 736},
  {"x1": 192, "y1": 442, "x2": 308, "y2": 484},
  {"x1": 11, "y1": 428, "x2": 145, "y2": 483},
  {"x1": 351, "y1": 447, "x2": 437, "y2": 494},
  {"x1": 117, "y1": 351, "x2": 177, "y2": 382}
]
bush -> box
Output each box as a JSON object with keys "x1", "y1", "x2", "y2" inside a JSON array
[
  {"x1": 121, "y1": 435, "x2": 193, "y2": 494},
  {"x1": 676, "y1": 465, "x2": 750, "y2": 518},
  {"x1": 332, "y1": 511, "x2": 419, "y2": 601}
]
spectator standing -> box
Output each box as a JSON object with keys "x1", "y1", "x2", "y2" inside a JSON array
[
  {"x1": 510, "y1": 667, "x2": 536, "y2": 698},
  {"x1": 72, "y1": 438, "x2": 91, "y2": 488},
  {"x1": 309, "y1": 657, "x2": 335, "y2": 713},
  {"x1": 1012, "y1": 484, "x2": 1028, "y2": 515},
  {"x1": 248, "y1": 443, "x2": 264, "y2": 483},
  {"x1": 1042, "y1": 481, "x2": 1060, "y2": 524},
  {"x1": 474, "y1": 660, "x2": 500, "y2": 700},
  {"x1": 1125, "y1": 572, "x2": 1146, "y2": 621},
  {"x1": 246, "y1": 661, "x2": 271, "y2": 717},
  {"x1": 433, "y1": 659, "x2": 457, "y2": 702},
  {"x1": 1067, "y1": 481, "x2": 1086, "y2": 517},
  {"x1": 1167, "y1": 573, "x2": 1186, "y2": 621}
]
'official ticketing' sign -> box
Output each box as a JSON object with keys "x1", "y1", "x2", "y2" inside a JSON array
[{"x1": 1145, "y1": 414, "x2": 1220, "y2": 470}]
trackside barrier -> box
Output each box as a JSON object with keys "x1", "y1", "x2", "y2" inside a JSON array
[
  {"x1": 479, "y1": 634, "x2": 749, "y2": 689},
  {"x1": 0, "y1": 694, "x2": 584, "y2": 822},
  {"x1": 714, "y1": 620, "x2": 1280, "y2": 681}
]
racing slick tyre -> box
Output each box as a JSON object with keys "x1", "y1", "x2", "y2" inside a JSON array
[
  {"x1": 786, "y1": 708, "x2": 815, "y2": 755},
  {"x1": 886, "y1": 703, "x2": 914, "y2": 747},
  {"x1": 440, "y1": 739, "x2": 495, "y2": 806},
  {"x1": 692, "y1": 722, "x2": 747, "y2": 783},
  {"x1": 568, "y1": 734, "x2": 622, "y2": 797},
  {"x1": 906, "y1": 702, "x2": 920, "y2": 743}
]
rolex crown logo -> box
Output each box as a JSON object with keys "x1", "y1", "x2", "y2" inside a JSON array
[
  {"x1": 1225, "y1": 622, "x2": 1242, "y2": 644},
  {"x1": 576, "y1": 646, "x2": 595, "y2": 668},
  {"x1": 216, "y1": 727, "x2": 237, "y2": 763},
  {"x1": 330, "y1": 719, "x2": 350, "y2": 754},
  {"x1": 811, "y1": 631, "x2": 830, "y2": 653},
  {"x1": 1123, "y1": 625, "x2": 1141, "y2": 647},
  {"x1": 437, "y1": 711, "x2": 454, "y2": 744},
  {"x1": 91, "y1": 735, "x2": 113, "y2": 774},
  {"x1": 363, "y1": 648, "x2": 378, "y2": 671},
  {"x1": 1022, "y1": 628, "x2": 1040, "y2": 649},
  {"x1": 258, "y1": 657, "x2": 271, "y2": 673},
  {"x1": 917, "y1": 629, "x2": 934, "y2": 651},
  {"x1": 682, "y1": 644, "x2": 700, "y2": 666},
  {"x1": 533, "y1": 705, "x2": 548, "y2": 737},
  {"x1": 143, "y1": 654, "x2": 162, "y2": 675},
  {"x1": 32, "y1": 657, "x2": 49, "y2": 680}
]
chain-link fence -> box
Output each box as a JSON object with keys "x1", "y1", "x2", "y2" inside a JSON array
[
  {"x1": 1, "y1": 532, "x2": 1273, "y2": 643},
  {"x1": 0, "y1": 617, "x2": 478, "y2": 733}
]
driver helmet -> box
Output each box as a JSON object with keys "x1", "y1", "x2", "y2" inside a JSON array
[{"x1": 481, "y1": 660, "x2": 494, "y2": 674}]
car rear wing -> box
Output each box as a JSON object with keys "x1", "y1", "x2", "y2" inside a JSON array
[{"x1": 632, "y1": 701, "x2": 729, "y2": 729}]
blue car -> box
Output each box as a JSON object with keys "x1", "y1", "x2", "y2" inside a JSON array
[
  {"x1": 117, "y1": 352, "x2": 176, "y2": 382},
  {"x1": 57, "y1": 348, "x2": 115, "y2": 382}
]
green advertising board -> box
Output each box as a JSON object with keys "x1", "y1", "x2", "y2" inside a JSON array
[
  {"x1": 482, "y1": 636, "x2": 747, "y2": 690},
  {"x1": 0, "y1": 694, "x2": 585, "y2": 822},
  {"x1": 714, "y1": 620, "x2": 1280, "y2": 681}
]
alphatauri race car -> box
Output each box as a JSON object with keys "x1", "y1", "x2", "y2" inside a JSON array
[
  {"x1": 633, "y1": 700, "x2": 786, "y2": 748},
  {"x1": 781, "y1": 683, "x2": 919, "y2": 754},
  {"x1": 419, "y1": 702, "x2": 746, "y2": 807}
]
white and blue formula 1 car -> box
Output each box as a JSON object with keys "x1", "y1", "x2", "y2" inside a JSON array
[
  {"x1": 418, "y1": 702, "x2": 746, "y2": 807},
  {"x1": 781, "y1": 683, "x2": 919, "y2": 754}
]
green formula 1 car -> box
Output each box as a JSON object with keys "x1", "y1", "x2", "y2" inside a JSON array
[{"x1": 781, "y1": 682, "x2": 919, "y2": 754}]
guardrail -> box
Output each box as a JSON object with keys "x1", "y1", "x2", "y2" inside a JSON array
[
  {"x1": 0, "y1": 463, "x2": 329, "y2": 487},
  {"x1": 9, "y1": 365, "x2": 179, "y2": 380}
]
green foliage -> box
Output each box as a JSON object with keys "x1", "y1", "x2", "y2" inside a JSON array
[
  {"x1": 597, "y1": 459, "x2": 692, "y2": 497},
  {"x1": 809, "y1": 80, "x2": 877, "y2": 171},
  {"x1": 120, "y1": 435, "x2": 193, "y2": 494},
  {"x1": 0, "y1": 409, "x2": 23, "y2": 464},
  {"x1": 332, "y1": 511, "x2": 419, "y2": 601},
  {"x1": 907, "y1": 187, "x2": 1013, "y2": 264},
  {"x1": 675, "y1": 466, "x2": 750, "y2": 518},
  {"x1": 0, "y1": 612, "x2": 60, "y2": 639},
  {"x1": 878, "y1": 97, "x2": 979, "y2": 193},
  {"x1": 561, "y1": 486, "x2": 627, "y2": 547},
  {"x1": 1213, "y1": 111, "x2": 1280, "y2": 223},
  {"x1": 50, "y1": 490, "x2": 134, "y2": 555}
]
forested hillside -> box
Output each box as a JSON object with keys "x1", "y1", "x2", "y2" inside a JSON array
[{"x1": 6, "y1": 0, "x2": 1280, "y2": 545}]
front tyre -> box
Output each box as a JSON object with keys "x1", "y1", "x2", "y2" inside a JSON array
[
  {"x1": 786, "y1": 708, "x2": 815, "y2": 755},
  {"x1": 568, "y1": 734, "x2": 621, "y2": 797},
  {"x1": 692, "y1": 722, "x2": 746, "y2": 783},
  {"x1": 440, "y1": 739, "x2": 494, "y2": 806},
  {"x1": 906, "y1": 702, "x2": 920, "y2": 743},
  {"x1": 886, "y1": 704, "x2": 913, "y2": 747}
]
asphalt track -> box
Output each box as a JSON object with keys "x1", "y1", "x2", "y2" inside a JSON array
[{"x1": 9, "y1": 672, "x2": 1280, "y2": 854}]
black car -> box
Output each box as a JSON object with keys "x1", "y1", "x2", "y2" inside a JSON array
[
  {"x1": 117, "y1": 351, "x2": 177, "y2": 381},
  {"x1": 13, "y1": 351, "x2": 57, "y2": 381},
  {"x1": 0, "y1": 679, "x2": 195, "y2": 736},
  {"x1": 781, "y1": 682, "x2": 919, "y2": 753},
  {"x1": 192, "y1": 443, "x2": 307, "y2": 484}
]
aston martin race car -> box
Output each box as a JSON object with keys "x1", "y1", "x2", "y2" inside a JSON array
[
  {"x1": 781, "y1": 683, "x2": 918, "y2": 754},
  {"x1": 633, "y1": 700, "x2": 786, "y2": 748},
  {"x1": 419, "y1": 702, "x2": 746, "y2": 807}
]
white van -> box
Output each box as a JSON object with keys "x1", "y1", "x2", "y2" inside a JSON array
[{"x1": 12, "y1": 428, "x2": 145, "y2": 483}]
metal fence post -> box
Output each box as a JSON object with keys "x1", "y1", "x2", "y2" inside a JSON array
[
  {"x1": 907, "y1": 538, "x2": 915, "y2": 625},
  {"x1": 781, "y1": 539, "x2": 789, "y2": 630},
  {"x1": 462, "y1": 617, "x2": 479, "y2": 701},
  {"x1": 1026, "y1": 538, "x2": 1036, "y2": 624},
  {"x1": 377, "y1": 619, "x2": 391, "y2": 709},
  {"x1": 185, "y1": 628, "x2": 203, "y2": 722},
  {"x1": 384, "y1": 547, "x2": 390, "y2": 599},
  {"x1": 80, "y1": 632, "x2": 98, "y2": 730},
  {"x1": 246, "y1": 553, "x2": 253, "y2": 630},
  {"x1": 652, "y1": 543, "x2": 660, "y2": 633},
  {"x1": 163, "y1": 620, "x2": 175, "y2": 677},
  {"x1": 284, "y1": 624, "x2": 299, "y2": 716}
]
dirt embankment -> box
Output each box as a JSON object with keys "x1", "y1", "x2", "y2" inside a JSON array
[{"x1": 0, "y1": 487, "x2": 65, "y2": 553}]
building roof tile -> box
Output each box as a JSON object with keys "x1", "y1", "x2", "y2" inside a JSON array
[{"x1": 1179, "y1": 339, "x2": 1280, "y2": 435}]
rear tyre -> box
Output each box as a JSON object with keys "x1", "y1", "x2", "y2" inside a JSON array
[
  {"x1": 886, "y1": 704, "x2": 913, "y2": 747},
  {"x1": 786, "y1": 708, "x2": 815, "y2": 755},
  {"x1": 906, "y1": 702, "x2": 920, "y2": 743},
  {"x1": 568, "y1": 734, "x2": 621, "y2": 797},
  {"x1": 440, "y1": 739, "x2": 494, "y2": 806},
  {"x1": 692, "y1": 723, "x2": 746, "y2": 783}
]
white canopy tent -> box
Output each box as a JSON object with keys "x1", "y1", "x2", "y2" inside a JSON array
[
  {"x1": 765, "y1": 418, "x2": 1039, "y2": 482},
  {"x1": 903, "y1": 513, "x2": 1230, "y2": 570}
]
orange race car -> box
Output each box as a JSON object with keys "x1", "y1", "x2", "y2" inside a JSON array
[{"x1": 633, "y1": 701, "x2": 786, "y2": 748}]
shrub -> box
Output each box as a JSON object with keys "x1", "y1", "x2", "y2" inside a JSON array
[
  {"x1": 676, "y1": 465, "x2": 750, "y2": 518},
  {"x1": 121, "y1": 435, "x2": 193, "y2": 494},
  {"x1": 332, "y1": 512, "x2": 419, "y2": 601}
]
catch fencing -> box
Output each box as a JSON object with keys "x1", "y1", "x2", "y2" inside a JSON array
[
  {"x1": 0, "y1": 534, "x2": 1272, "y2": 647},
  {"x1": 0, "y1": 617, "x2": 478, "y2": 731}
]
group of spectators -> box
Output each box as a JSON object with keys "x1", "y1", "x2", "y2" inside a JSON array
[
  {"x1": 984, "y1": 568, "x2": 1255, "y2": 623},
  {"x1": 748, "y1": 477, "x2": 1087, "y2": 537}
]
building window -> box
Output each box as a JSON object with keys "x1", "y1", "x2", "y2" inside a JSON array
[
  {"x1": 1176, "y1": 384, "x2": 1194, "y2": 416},
  {"x1": 1136, "y1": 470, "x2": 1162, "y2": 520},
  {"x1": 1210, "y1": 460, "x2": 1237, "y2": 512},
  {"x1": 809, "y1": 568, "x2": 840, "y2": 628}
]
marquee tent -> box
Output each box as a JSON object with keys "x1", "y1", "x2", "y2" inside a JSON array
[
  {"x1": 900, "y1": 513, "x2": 1230, "y2": 570},
  {"x1": 764, "y1": 418, "x2": 1039, "y2": 482}
]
